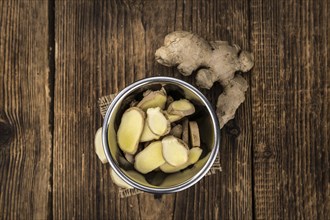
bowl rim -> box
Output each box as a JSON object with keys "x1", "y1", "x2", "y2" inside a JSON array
[{"x1": 102, "y1": 76, "x2": 220, "y2": 193}]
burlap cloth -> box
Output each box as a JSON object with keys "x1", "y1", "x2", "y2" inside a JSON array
[{"x1": 98, "y1": 94, "x2": 222, "y2": 198}]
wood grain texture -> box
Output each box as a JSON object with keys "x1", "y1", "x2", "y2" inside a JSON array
[
  {"x1": 250, "y1": 0, "x2": 329, "y2": 219},
  {"x1": 53, "y1": 1, "x2": 173, "y2": 219},
  {"x1": 0, "y1": 0, "x2": 51, "y2": 219},
  {"x1": 1, "y1": 0, "x2": 329, "y2": 219}
]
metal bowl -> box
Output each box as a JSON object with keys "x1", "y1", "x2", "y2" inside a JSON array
[{"x1": 102, "y1": 76, "x2": 220, "y2": 193}]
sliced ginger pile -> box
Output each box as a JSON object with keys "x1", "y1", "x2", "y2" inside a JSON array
[
  {"x1": 117, "y1": 88, "x2": 203, "y2": 175},
  {"x1": 95, "y1": 87, "x2": 204, "y2": 187}
]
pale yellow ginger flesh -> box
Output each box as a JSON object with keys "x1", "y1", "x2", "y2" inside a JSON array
[
  {"x1": 134, "y1": 141, "x2": 166, "y2": 174},
  {"x1": 110, "y1": 168, "x2": 133, "y2": 189},
  {"x1": 164, "y1": 111, "x2": 183, "y2": 123},
  {"x1": 155, "y1": 31, "x2": 254, "y2": 128},
  {"x1": 117, "y1": 107, "x2": 145, "y2": 154},
  {"x1": 140, "y1": 119, "x2": 160, "y2": 142},
  {"x1": 187, "y1": 147, "x2": 203, "y2": 164},
  {"x1": 167, "y1": 99, "x2": 195, "y2": 117},
  {"x1": 94, "y1": 127, "x2": 108, "y2": 163},
  {"x1": 137, "y1": 89, "x2": 167, "y2": 111},
  {"x1": 181, "y1": 118, "x2": 189, "y2": 144},
  {"x1": 162, "y1": 135, "x2": 189, "y2": 166},
  {"x1": 146, "y1": 107, "x2": 170, "y2": 136},
  {"x1": 189, "y1": 121, "x2": 200, "y2": 147},
  {"x1": 160, "y1": 147, "x2": 203, "y2": 173},
  {"x1": 159, "y1": 162, "x2": 184, "y2": 173}
]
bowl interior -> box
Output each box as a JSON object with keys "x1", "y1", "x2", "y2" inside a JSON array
[{"x1": 105, "y1": 79, "x2": 217, "y2": 190}]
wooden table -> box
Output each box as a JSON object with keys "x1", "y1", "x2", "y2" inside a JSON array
[{"x1": 0, "y1": 0, "x2": 329, "y2": 219}]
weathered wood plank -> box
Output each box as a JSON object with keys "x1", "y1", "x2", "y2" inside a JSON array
[
  {"x1": 1, "y1": 0, "x2": 329, "y2": 218},
  {"x1": 250, "y1": 0, "x2": 329, "y2": 219},
  {"x1": 0, "y1": 0, "x2": 52, "y2": 219},
  {"x1": 53, "y1": 1, "x2": 174, "y2": 219}
]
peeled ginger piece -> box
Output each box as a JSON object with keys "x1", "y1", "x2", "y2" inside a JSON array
[
  {"x1": 117, "y1": 107, "x2": 145, "y2": 154},
  {"x1": 134, "y1": 141, "x2": 166, "y2": 174},
  {"x1": 146, "y1": 107, "x2": 170, "y2": 136},
  {"x1": 110, "y1": 168, "x2": 133, "y2": 189},
  {"x1": 140, "y1": 120, "x2": 160, "y2": 142},
  {"x1": 137, "y1": 89, "x2": 167, "y2": 111},
  {"x1": 160, "y1": 147, "x2": 203, "y2": 173},
  {"x1": 95, "y1": 127, "x2": 108, "y2": 163},
  {"x1": 161, "y1": 135, "x2": 189, "y2": 166},
  {"x1": 167, "y1": 99, "x2": 195, "y2": 116},
  {"x1": 164, "y1": 111, "x2": 183, "y2": 123},
  {"x1": 189, "y1": 121, "x2": 200, "y2": 147},
  {"x1": 187, "y1": 147, "x2": 203, "y2": 164}
]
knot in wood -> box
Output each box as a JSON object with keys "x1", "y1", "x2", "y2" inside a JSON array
[
  {"x1": 225, "y1": 120, "x2": 241, "y2": 137},
  {"x1": 0, "y1": 118, "x2": 13, "y2": 147},
  {"x1": 263, "y1": 147, "x2": 273, "y2": 159}
]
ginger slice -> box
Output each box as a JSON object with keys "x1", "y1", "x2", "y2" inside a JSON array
[
  {"x1": 134, "y1": 141, "x2": 165, "y2": 174},
  {"x1": 161, "y1": 135, "x2": 189, "y2": 166},
  {"x1": 164, "y1": 111, "x2": 183, "y2": 123},
  {"x1": 117, "y1": 107, "x2": 145, "y2": 154},
  {"x1": 169, "y1": 124, "x2": 183, "y2": 138},
  {"x1": 189, "y1": 121, "x2": 200, "y2": 147},
  {"x1": 160, "y1": 147, "x2": 203, "y2": 173},
  {"x1": 110, "y1": 168, "x2": 133, "y2": 189},
  {"x1": 187, "y1": 147, "x2": 203, "y2": 164},
  {"x1": 140, "y1": 119, "x2": 160, "y2": 142},
  {"x1": 95, "y1": 127, "x2": 108, "y2": 163},
  {"x1": 125, "y1": 153, "x2": 135, "y2": 164},
  {"x1": 130, "y1": 100, "x2": 138, "y2": 107},
  {"x1": 137, "y1": 89, "x2": 167, "y2": 111},
  {"x1": 159, "y1": 161, "x2": 185, "y2": 173},
  {"x1": 166, "y1": 95, "x2": 174, "y2": 108},
  {"x1": 159, "y1": 162, "x2": 185, "y2": 173},
  {"x1": 181, "y1": 119, "x2": 189, "y2": 145},
  {"x1": 146, "y1": 107, "x2": 170, "y2": 136},
  {"x1": 167, "y1": 99, "x2": 195, "y2": 117}
]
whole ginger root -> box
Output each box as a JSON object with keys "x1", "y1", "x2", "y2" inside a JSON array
[{"x1": 155, "y1": 31, "x2": 254, "y2": 128}]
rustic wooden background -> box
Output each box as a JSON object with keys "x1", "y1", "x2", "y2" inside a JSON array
[{"x1": 0, "y1": 0, "x2": 329, "y2": 219}]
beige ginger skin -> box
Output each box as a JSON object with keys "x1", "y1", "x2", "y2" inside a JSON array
[{"x1": 155, "y1": 31, "x2": 254, "y2": 128}]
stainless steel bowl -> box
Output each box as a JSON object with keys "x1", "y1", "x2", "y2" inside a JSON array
[{"x1": 102, "y1": 76, "x2": 220, "y2": 193}]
